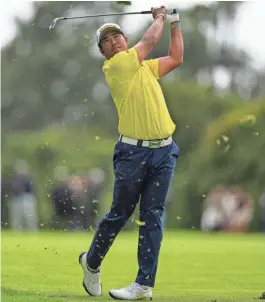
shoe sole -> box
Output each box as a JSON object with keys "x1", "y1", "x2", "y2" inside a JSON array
[
  {"x1": 79, "y1": 252, "x2": 102, "y2": 296},
  {"x1": 109, "y1": 291, "x2": 120, "y2": 300},
  {"x1": 109, "y1": 291, "x2": 152, "y2": 300}
]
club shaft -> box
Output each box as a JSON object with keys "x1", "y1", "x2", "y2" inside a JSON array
[
  {"x1": 59, "y1": 11, "x2": 151, "y2": 21},
  {"x1": 49, "y1": 9, "x2": 178, "y2": 29}
]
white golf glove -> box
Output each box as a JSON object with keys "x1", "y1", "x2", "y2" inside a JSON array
[{"x1": 166, "y1": 9, "x2": 180, "y2": 24}]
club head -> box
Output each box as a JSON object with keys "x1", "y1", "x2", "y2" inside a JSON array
[{"x1": 49, "y1": 18, "x2": 59, "y2": 30}]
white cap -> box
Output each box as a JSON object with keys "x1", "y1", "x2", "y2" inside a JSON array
[{"x1": 96, "y1": 23, "x2": 124, "y2": 47}]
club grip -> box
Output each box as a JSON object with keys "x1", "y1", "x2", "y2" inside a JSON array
[
  {"x1": 141, "y1": 8, "x2": 179, "y2": 15},
  {"x1": 141, "y1": 10, "x2": 152, "y2": 14},
  {"x1": 166, "y1": 8, "x2": 179, "y2": 15}
]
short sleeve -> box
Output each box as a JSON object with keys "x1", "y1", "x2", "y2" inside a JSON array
[
  {"x1": 145, "y1": 59, "x2": 160, "y2": 80},
  {"x1": 103, "y1": 48, "x2": 140, "y2": 82}
]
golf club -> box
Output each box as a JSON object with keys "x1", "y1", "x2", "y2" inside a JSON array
[{"x1": 49, "y1": 8, "x2": 179, "y2": 29}]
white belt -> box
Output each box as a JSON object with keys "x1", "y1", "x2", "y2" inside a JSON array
[{"x1": 119, "y1": 135, "x2": 172, "y2": 148}]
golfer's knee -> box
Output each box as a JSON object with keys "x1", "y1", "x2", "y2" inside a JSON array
[
  {"x1": 98, "y1": 211, "x2": 128, "y2": 231},
  {"x1": 140, "y1": 208, "x2": 164, "y2": 229}
]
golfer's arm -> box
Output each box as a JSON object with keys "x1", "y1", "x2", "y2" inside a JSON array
[
  {"x1": 158, "y1": 25, "x2": 184, "y2": 78},
  {"x1": 134, "y1": 16, "x2": 164, "y2": 63}
]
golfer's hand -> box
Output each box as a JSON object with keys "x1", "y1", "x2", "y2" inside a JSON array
[
  {"x1": 151, "y1": 6, "x2": 166, "y2": 20},
  {"x1": 167, "y1": 9, "x2": 180, "y2": 24}
]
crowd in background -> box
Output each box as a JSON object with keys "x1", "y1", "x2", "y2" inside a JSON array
[
  {"x1": 201, "y1": 185, "x2": 255, "y2": 232},
  {"x1": 1, "y1": 159, "x2": 265, "y2": 233},
  {"x1": 50, "y1": 165, "x2": 105, "y2": 231},
  {"x1": 1, "y1": 160, "x2": 106, "y2": 231}
]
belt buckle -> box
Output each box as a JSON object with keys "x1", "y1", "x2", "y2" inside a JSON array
[{"x1": 148, "y1": 140, "x2": 161, "y2": 148}]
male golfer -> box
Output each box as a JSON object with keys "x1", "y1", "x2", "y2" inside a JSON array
[{"x1": 79, "y1": 6, "x2": 183, "y2": 300}]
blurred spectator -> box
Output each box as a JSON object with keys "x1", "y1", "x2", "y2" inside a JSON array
[
  {"x1": 201, "y1": 186, "x2": 228, "y2": 231},
  {"x1": 228, "y1": 187, "x2": 254, "y2": 232},
  {"x1": 50, "y1": 165, "x2": 74, "y2": 229},
  {"x1": 8, "y1": 160, "x2": 38, "y2": 231},
  {"x1": 259, "y1": 189, "x2": 265, "y2": 232},
  {"x1": 69, "y1": 174, "x2": 88, "y2": 230},
  {"x1": 201, "y1": 185, "x2": 254, "y2": 232},
  {"x1": 50, "y1": 167, "x2": 105, "y2": 231},
  {"x1": 86, "y1": 167, "x2": 106, "y2": 228}
]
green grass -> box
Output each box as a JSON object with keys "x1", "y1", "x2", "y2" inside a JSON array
[{"x1": 1, "y1": 230, "x2": 265, "y2": 301}]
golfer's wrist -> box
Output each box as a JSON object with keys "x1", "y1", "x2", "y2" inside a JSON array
[
  {"x1": 155, "y1": 14, "x2": 166, "y2": 21},
  {"x1": 170, "y1": 21, "x2": 180, "y2": 29},
  {"x1": 169, "y1": 12, "x2": 180, "y2": 25}
]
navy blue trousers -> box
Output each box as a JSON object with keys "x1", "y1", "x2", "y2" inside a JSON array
[{"x1": 87, "y1": 140, "x2": 179, "y2": 287}]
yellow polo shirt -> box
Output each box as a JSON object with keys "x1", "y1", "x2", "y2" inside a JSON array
[{"x1": 102, "y1": 48, "x2": 176, "y2": 140}]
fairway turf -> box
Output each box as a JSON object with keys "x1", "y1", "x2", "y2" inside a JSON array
[{"x1": 1, "y1": 230, "x2": 264, "y2": 302}]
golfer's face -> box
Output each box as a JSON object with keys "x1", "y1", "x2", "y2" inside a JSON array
[{"x1": 100, "y1": 31, "x2": 128, "y2": 58}]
